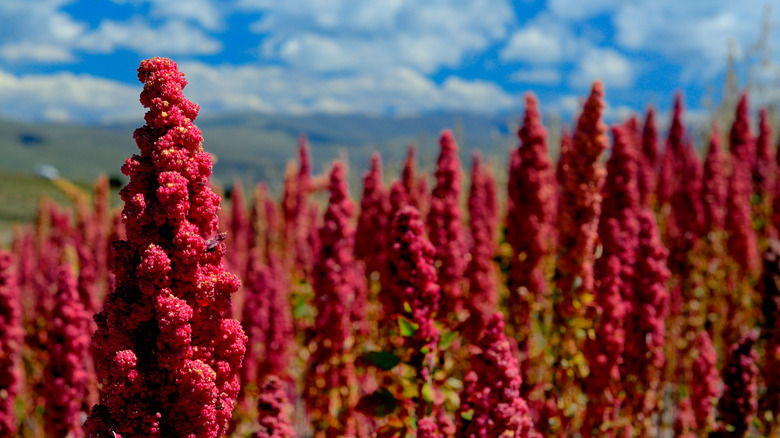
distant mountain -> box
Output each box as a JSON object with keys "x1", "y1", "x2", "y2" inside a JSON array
[{"x1": 0, "y1": 111, "x2": 520, "y2": 192}]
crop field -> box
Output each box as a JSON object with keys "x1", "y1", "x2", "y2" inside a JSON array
[{"x1": 0, "y1": 57, "x2": 778, "y2": 438}]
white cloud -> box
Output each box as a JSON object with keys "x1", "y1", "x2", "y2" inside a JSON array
[
  {"x1": 177, "y1": 62, "x2": 520, "y2": 116},
  {"x1": 440, "y1": 77, "x2": 516, "y2": 112},
  {"x1": 547, "y1": 0, "x2": 621, "y2": 21},
  {"x1": 509, "y1": 69, "x2": 562, "y2": 85},
  {"x1": 147, "y1": 0, "x2": 224, "y2": 31},
  {"x1": 0, "y1": 42, "x2": 73, "y2": 63},
  {"x1": 558, "y1": 94, "x2": 584, "y2": 116},
  {"x1": 78, "y1": 17, "x2": 222, "y2": 55},
  {"x1": 605, "y1": 105, "x2": 637, "y2": 122},
  {"x1": 111, "y1": 0, "x2": 226, "y2": 30},
  {"x1": 612, "y1": 2, "x2": 779, "y2": 80},
  {"x1": 0, "y1": 0, "x2": 225, "y2": 64},
  {"x1": 503, "y1": 2, "x2": 779, "y2": 91},
  {"x1": 244, "y1": 0, "x2": 514, "y2": 74},
  {"x1": 501, "y1": 13, "x2": 636, "y2": 90},
  {"x1": 501, "y1": 27, "x2": 566, "y2": 64},
  {"x1": 569, "y1": 47, "x2": 635, "y2": 89},
  {"x1": 0, "y1": 0, "x2": 85, "y2": 62},
  {"x1": 0, "y1": 69, "x2": 142, "y2": 123}
]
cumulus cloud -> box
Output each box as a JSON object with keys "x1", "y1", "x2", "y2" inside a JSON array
[
  {"x1": 0, "y1": 69, "x2": 142, "y2": 123},
  {"x1": 501, "y1": 26, "x2": 566, "y2": 64},
  {"x1": 178, "y1": 62, "x2": 520, "y2": 116},
  {"x1": 244, "y1": 0, "x2": 514, "y2": 74},
  {"x1": 613, "y1": 1, "x2": 776, "y2": 80},
  {"x1": 0, "y1": 0, "x2": 85, "y2": 62},
  {"x1": 547, "y1": 0, "x2": 620, "y2": 21},
  {"x1": 0, "y1": 43, "x2": 73, "y2": 63},
  {"x1": 569, "y1": 47, "x2": 635, "y2": 90},
  {"x1": 111, "y1": 0, "x2": 226, "y2": 31},
  {"x1": 78, "y1": 17, "x2": 222, "y2": 55},
  {"x1": 509, "y1": 69, "x2": 562, "y2": 85},
  {"x1": 0, "y1": 61, "x2": 519, "y2": 123},
  {"x1": 0, "y1": 0, "x2": 225, "y2": 64},
  {"x1": 502, "y1": 2, "x2": 779, "y2": 92},
  {"x1": 502, "y1": 13, "x2": 636, "y2": 89}
]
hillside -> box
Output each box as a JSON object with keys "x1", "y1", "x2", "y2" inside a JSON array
[{"x1": 0, "y1": 111, "x2": 519, "y2": 192}]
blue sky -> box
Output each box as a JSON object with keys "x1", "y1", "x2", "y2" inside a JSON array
[{"x1": 0, "y1": 0, "x2": 776, "y2": 124}]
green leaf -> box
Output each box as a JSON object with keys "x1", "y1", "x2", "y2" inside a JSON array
[
  {"x1": 362, "y1": 351, "x2": 402, "y2": 371},
  {"x1": 439, "y1": 330, "x2": 459, "y2": 350},
  {"x1": 356, "y1": 389, "x2": 401, "y2": 418},
  {"x1": 460, "y1": 409, "x2": 474, "y2": 421},
  {"x1": 398, "y1": 315, "x2": 419, "y2": 337},
  {"x1": 422, "y1": 382, "x2": 434, "y2": 404}
]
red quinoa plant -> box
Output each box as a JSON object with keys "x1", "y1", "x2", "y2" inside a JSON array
[{"x1": 84, "y1": 57, "x2": 246, "y2": 437}]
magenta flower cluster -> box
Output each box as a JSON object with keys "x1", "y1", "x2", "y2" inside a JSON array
[{"x1": 84, "y1": 57, "x2": 246, "y2": 437}]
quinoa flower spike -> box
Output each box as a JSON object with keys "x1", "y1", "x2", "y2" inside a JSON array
[{"x1": 84, "y1": 57, "x2": 247, "y2": 437}]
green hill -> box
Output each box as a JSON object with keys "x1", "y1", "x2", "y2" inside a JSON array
[{"x1": 0, "y1": 111, "x2": 517, "y2": 190}]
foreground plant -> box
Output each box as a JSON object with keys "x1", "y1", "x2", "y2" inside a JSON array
[{"x1": 84, "y1": 57, "x2": 246, "y2": 437}]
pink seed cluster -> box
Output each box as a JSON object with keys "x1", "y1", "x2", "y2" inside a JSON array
[
  {"x1": 718, "y1": 330, "x2": 759, "y2": 437},
  {"x1": 45, "y1": 264, "x2": 91, "y2": 437},
  {"x1": 506, "y1": 93, "x2": 556, "y2": 348},
  {"x1": 465, "y1": 153, "x2": 500, "y2": 340},
  {"x1": 0, "y1": 251, "x2": 22, "y2": 436},
  {"x1": 690, "y1": 331, "x2": 720, "y2": 432},
  {"x1": 84, "y1": 57, "x2": 246, "y2": 437},
  {"x1": 457, "y1": 313, "x2": 537, "y2": 437},
  {"x1": 255, "y1": 376, "x2": 295, "y2": 438},
  {"x1": 305, "y1": 161, "x2": 361, "y2": 433},
  {"x1": 638, "y1": 108, "x2": 658, "y2": 206},
  {"x1": 389, "y1": 206, "x2": 441, "y2": 357},
  {"x1": 702, "y1": 123, "x2": 728, "y2": 232},
  {"x1": 427, "y1": 130, "x2": 467, "y2": 316},
  {"x1": 355, "y1": 153, "x2": 390, "y2": 276},
  {"x1": 555, "y1": 81, "x2": 608, "y2": 314}
]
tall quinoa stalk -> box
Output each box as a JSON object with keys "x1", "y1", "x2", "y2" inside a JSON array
[
  {"x1": 627, "y1": 209, "x2": 670, "y2": 433},
  {"x1": 255, "y1": 375, "x2": 295, "y2": 438},
  {"x1": 464, "y1": 152, "x2": 500, "y2": 342},
  {"x1": 387, "y1": 206, "x2": 442, "y2": 433},
  {"x1": 555, "y1": 81, "x2": 608, "y2": 317},
  {"x1": 427, "y1": 130, "x2": 467, "y2": 318},
  {"x1": 753, "y1": 108, "x2": 775, "y2": 226},
  {"x1": 548, "y1": 81, "x2": 608, "y2": 433},
  {"x1": 716, "y1": 330, "x2": 759, "y2": 437},
  {"x1": 456, "y1": 313, "x2": 537, "y2": 437},
  {"x1": 304, "y1": 162, "x2": 361, "y2": 436},
  {"x1": 727, "y1": 94, "x2": 760, "y2": 277},
  {"x1": 702, "y1": 123, "x2": 728, "y2": 233},
  {"x1": 638, "y1": 107, "x2": 658, "y2": 207},
  {"x1": 583, "y1": 124, "x2": 640, "y2": 435},
  {"x1": 355, "y1": 153, "x2": 390, "y2": 278},
  {"x1": 84, "y1": 57, "x2": 246, "y2": 437},
  {"x1": 690, "y1": 331, "x2": 720, "y2": 433},
  {"x1": 505, "y1": 93, "x2": 555, "y2": 369},
  {"x1": 759, "y1": 239, "x2": 780, "y2": 435},
  {"x1": 0, "y1": 251, "x2": 22, "y2": 436},
  {"x1": 45, "y1": 263, "x2": 91, "y2": 437}
]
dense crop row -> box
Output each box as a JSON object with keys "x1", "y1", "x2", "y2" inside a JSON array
[{"x1": 1, "y1": 57, "x2": 779, "y2": 437}]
